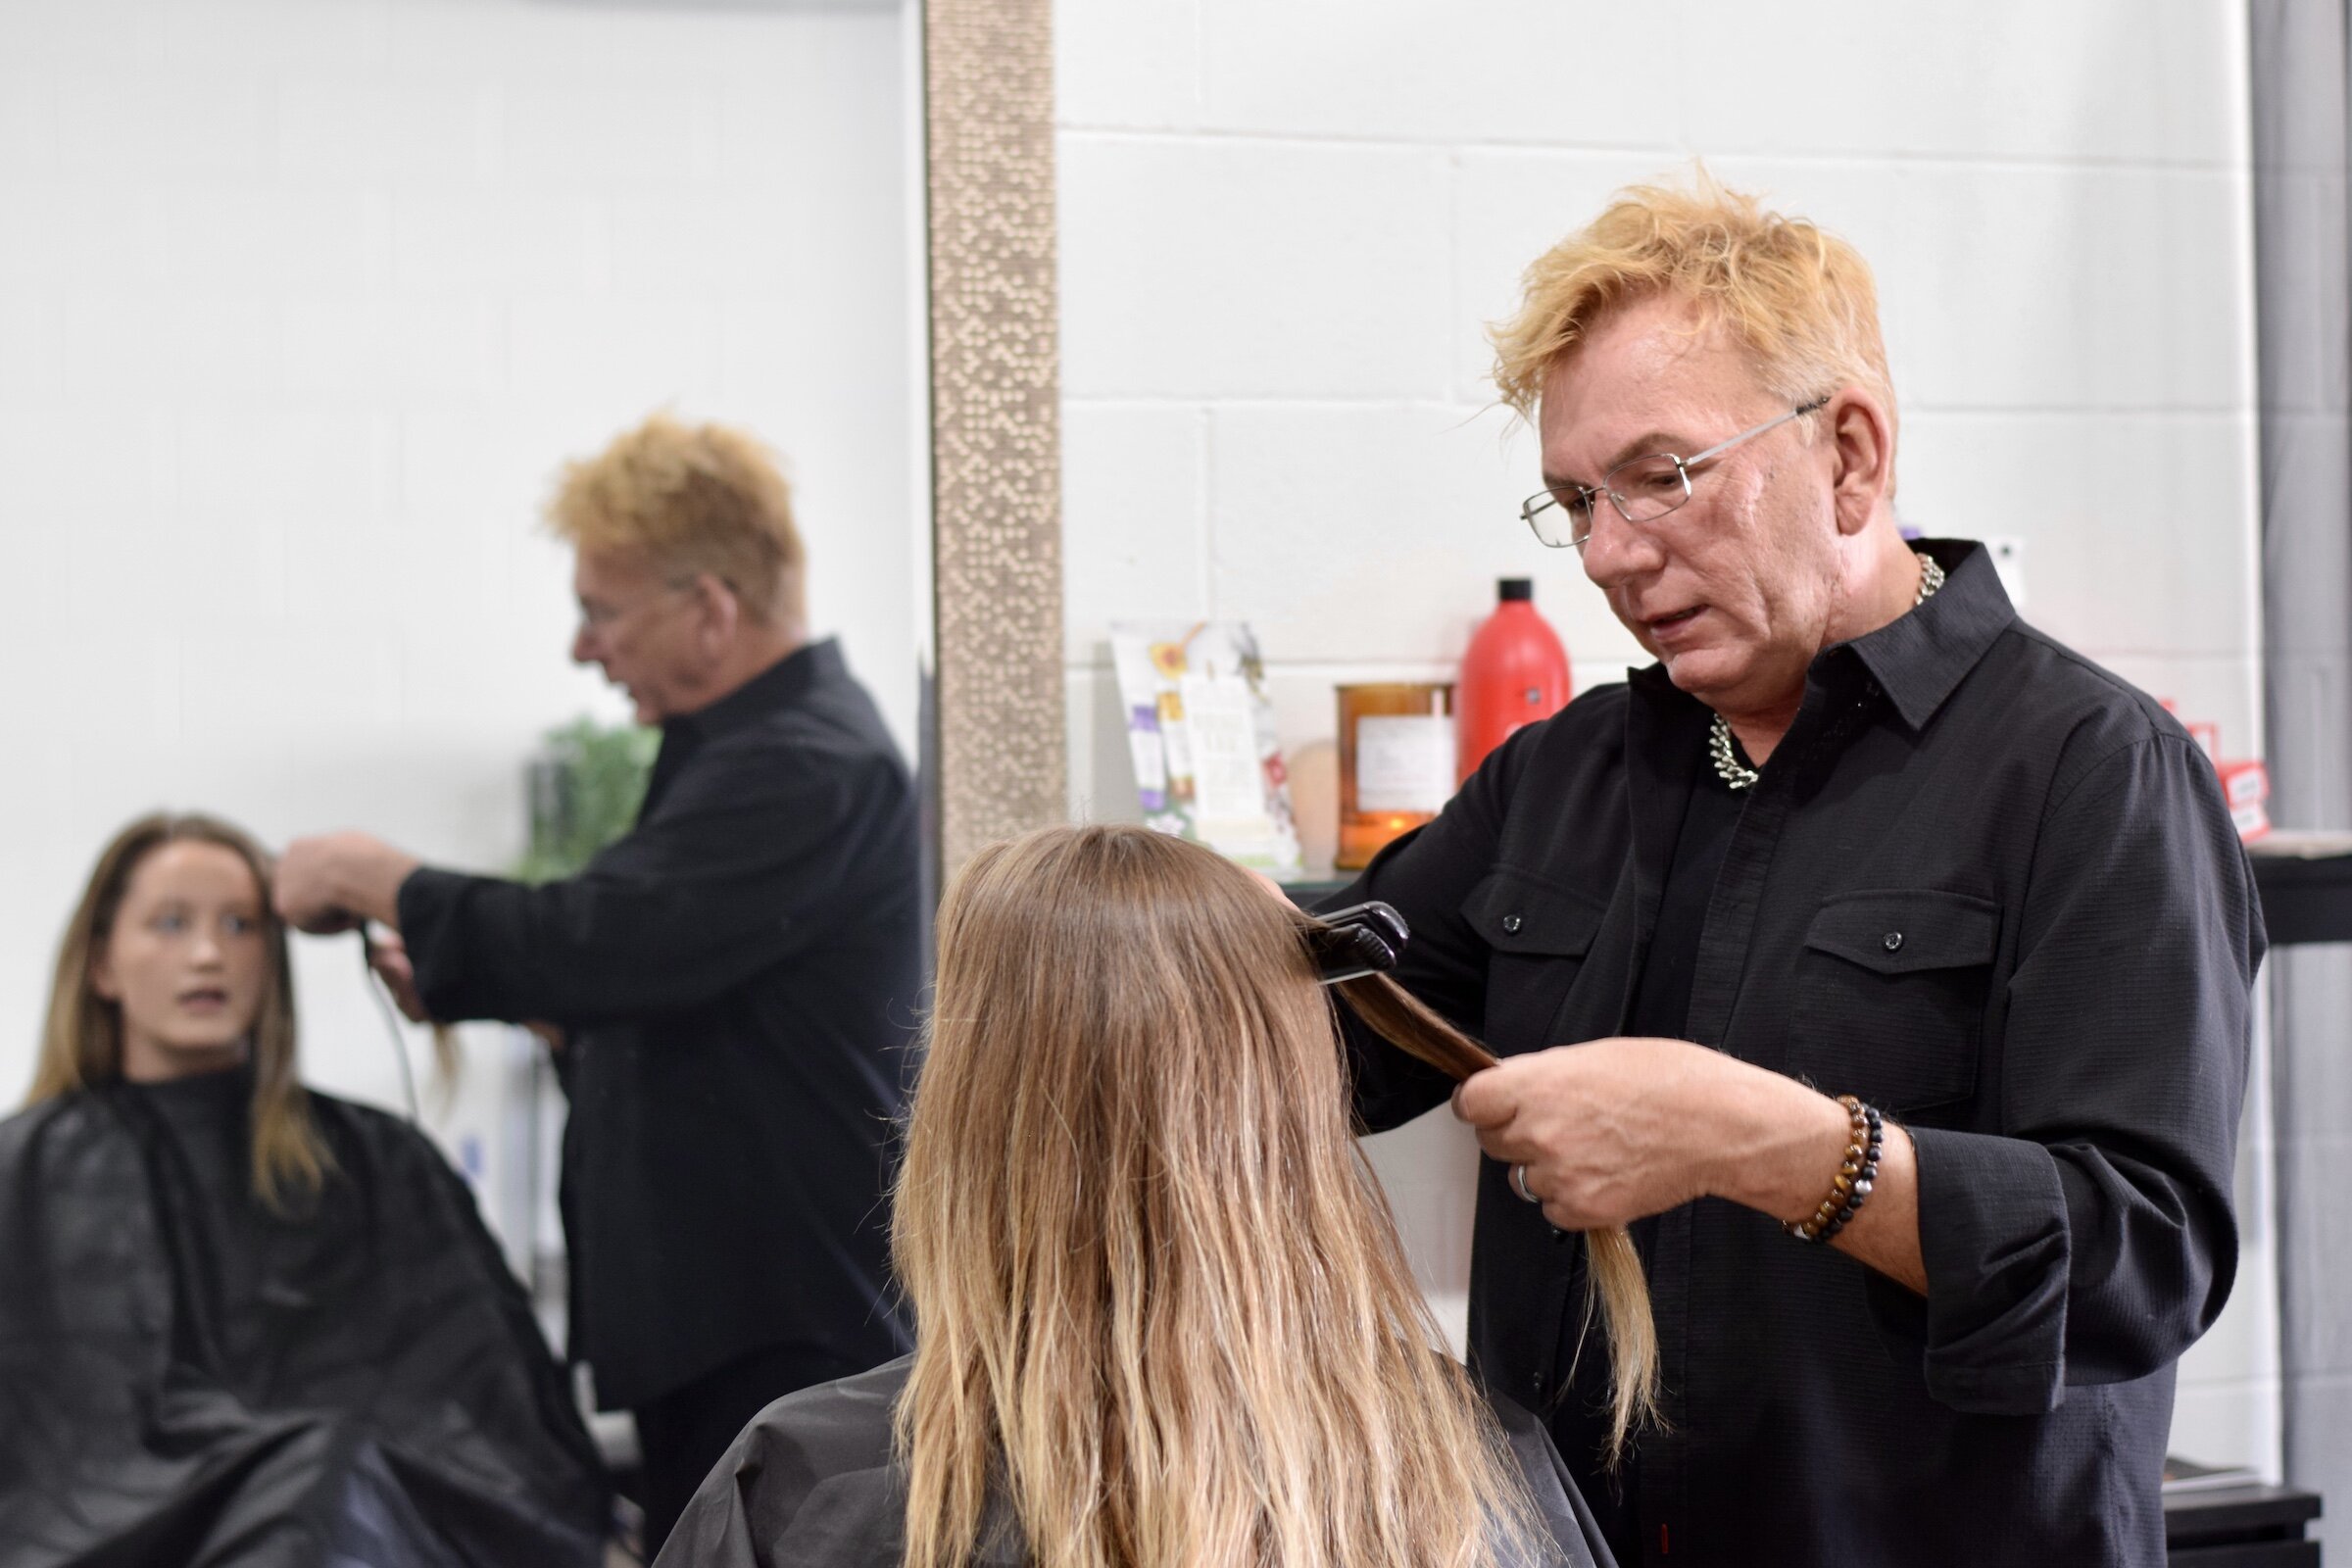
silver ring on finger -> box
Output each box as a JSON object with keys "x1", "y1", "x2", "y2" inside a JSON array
[{"x1": 1510, "y1": 1162, "x2": 1540, "y2": 1204}]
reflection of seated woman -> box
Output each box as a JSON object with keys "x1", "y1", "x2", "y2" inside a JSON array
[
  {"x1": 0, "y1": 813, "x2": 607, "y2": 1566},
  {"x1": 661, "y1": 824, "x2": 1650, "y2": 1568}
]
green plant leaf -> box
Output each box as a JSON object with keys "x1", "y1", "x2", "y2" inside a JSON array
[{"x1": 514, "y1": 716, "x2": 661, "y2": 883}]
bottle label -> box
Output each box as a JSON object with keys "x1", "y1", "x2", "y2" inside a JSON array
[{"x1": 1356, "y1": 714, "x2": 1455, "y2": 813}]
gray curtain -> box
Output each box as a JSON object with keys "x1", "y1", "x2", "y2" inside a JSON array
[{"x1": 2251, "y1": 0, "x2": 2352, "y2": 1551}]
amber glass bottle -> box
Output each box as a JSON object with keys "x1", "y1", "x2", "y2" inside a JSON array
[{"x1": 1335, "y1": 681, "x2": 1455, "y2": 870}]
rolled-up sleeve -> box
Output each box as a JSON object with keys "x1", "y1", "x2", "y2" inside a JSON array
[{"x1": 1891, "y1": 732, "x2": 2262, "y2": 1414}]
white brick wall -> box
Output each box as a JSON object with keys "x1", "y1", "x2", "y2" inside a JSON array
[
  {"x1": 0, "y1": 0, "x2": 928, "y2": 1225},
  {"x1": 1056, "y1": 0, "x2": 2278, "y2": 1473}
]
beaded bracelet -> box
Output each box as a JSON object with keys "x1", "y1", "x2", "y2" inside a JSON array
[
  {"x1": 1785, "y1": 1095, "x2": 1884, "y2": 1244},
  {"x1": 1815, "y1": 1107, "x2": 1883, "y2": 1244}
]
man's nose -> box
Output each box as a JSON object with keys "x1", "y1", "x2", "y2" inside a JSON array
[
  {"x1": 570, "y1": 623, "x2": 597, "y2": 666},
  {"x1": 1578, "y1": 502, "x2": 1665, "y2": 589}
]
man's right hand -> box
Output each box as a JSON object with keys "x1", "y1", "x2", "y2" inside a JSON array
[
  {"x1": 274, "y1": 832, "x2": 419, "y2": 932},
  {"x1": 367, "y1": 931, "x2": 433, "y2": 1024}
]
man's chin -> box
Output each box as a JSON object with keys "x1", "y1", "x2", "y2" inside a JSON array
[
  {"x1": 1659, "y1": 646, "x2": 1720, "y2": 687},
  {"x1": 1660, "y1": 648, "x2": 1747, "y2": 705}
]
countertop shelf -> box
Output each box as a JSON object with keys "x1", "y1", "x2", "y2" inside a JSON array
[
  {"x1": 2164, "y1": 1481, "x2": 2323, "y2": 1564},
  {"x1": 1289, "y1": 836, "x2": 2352, "y2": 949},
  {"x1": 2249, "y1": 832, "x2": 2352, "y2": 947}
]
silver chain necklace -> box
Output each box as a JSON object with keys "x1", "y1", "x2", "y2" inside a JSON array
[{"x1": 1708, "y1": 550, "x2": 1944, "y2": 791}]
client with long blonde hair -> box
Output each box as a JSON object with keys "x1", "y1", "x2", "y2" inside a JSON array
[{"x1": 661, "y1": 823, "x2": 1647, "y2": 1568}]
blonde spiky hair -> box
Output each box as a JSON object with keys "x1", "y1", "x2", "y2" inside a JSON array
[
  {"x1": 1491, "y1": 169, "x2": 1896, "y2": 479},
  {"x1": 546, "y1": 413, "x2": 807, "y2": 625}
]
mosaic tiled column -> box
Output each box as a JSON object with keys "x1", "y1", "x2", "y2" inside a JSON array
[{"x1": 926, "y1": 0, "x2": 1067, "y2": 874}]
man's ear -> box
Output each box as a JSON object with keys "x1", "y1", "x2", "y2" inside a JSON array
[
  {"x1": 693, "y1": 572, "x2": 742, "y2": 652},
  {"x1": 1826, "y1": 391, "x2": 1893, "y2": 537}
]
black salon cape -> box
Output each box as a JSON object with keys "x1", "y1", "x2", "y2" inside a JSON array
[
  {"x1": 0, "y1": 1067, "x2": 608, "y2": 1567},
  {"x1": 653, "y1": 1357, "x2": 1618, "y2": 1568}
]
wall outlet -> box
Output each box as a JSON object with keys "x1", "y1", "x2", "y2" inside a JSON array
[{"x1": 1983, "y1": 536, "x2": 2027, "y2": 612}]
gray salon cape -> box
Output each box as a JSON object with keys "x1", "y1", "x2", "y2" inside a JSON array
[{"x1": 652, "y1": 1355, "x2": 1617, "y2": 1567}]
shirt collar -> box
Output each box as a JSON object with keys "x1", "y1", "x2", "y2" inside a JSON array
[
  {"x1": 1624, "y1": 538, "x2": 2014, "y2": 732},
  {"x1": 666, "y1": 636, "x2": 844, "y2": 744},
  {"x1": 1836, "y1": 539, "x2": 2015, "y2": 730}
]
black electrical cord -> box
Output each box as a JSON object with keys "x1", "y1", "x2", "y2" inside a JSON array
[{"x1": 357, "y1": 927, "x2": 421, "y2": 1123}]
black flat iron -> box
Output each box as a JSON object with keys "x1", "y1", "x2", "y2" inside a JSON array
[{"x1": 1306, "y1": 901, "x2": 1410, "y2": 985}]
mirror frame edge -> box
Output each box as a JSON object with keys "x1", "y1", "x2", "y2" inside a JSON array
[{"x1": 924, "y1": 0, "x2": 1070, "y2": 877}]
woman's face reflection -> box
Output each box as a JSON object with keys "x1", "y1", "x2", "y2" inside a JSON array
[{"x1": 93, "y1": 843, "x2": 270, "y2": 1083}]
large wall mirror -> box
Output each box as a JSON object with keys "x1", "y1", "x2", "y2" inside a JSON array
[{"x1": 0, "y1": 0, "x2": 950, "y2": 1267}]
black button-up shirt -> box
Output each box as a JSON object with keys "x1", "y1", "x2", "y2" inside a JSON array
[
  {"x1": 1335, "y1": 542, "x2": 2262, "y2": 1568},
  {"x1": 400, "y1": 638, "x2": 919, "y2": 1409}
]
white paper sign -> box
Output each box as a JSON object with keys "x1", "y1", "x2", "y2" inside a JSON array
[
  {"x1": 1179, "y1": 675, "x2": 1268, "y2": 828},
  {"x1": 1105, "y1": 620, "x2": 1303, "y2": 878}
]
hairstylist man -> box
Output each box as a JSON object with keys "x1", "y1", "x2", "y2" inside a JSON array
[
  {"x1": 1332, "y1": 177, "x2": 2262, "y2": 1568},
  {"x1": 273, "y1": 415, "x2": 918, "y2": 1554}
]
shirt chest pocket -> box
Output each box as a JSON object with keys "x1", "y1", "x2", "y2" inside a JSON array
[
  {"x1": 1462, "y1": 871, "x2": 1609, "y2": 1054},
  {"x1": 1787, "y1": 889, "x2": 1999, "y2": 1117}
]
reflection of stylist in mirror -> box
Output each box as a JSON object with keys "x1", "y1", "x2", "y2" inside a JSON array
[
  {"x1": 0, "y1": 813, "x2": 606, "y2": 1563},
  {"x1": 272, "y1": 415, "x2": 923, "y2": 1556},
  {"x1": 660, "y1": 824, "x2": 1634, "y2": 1567},
  {"x1": 1333, "y1": 175, "x2": 2261, "y2": 1568}
]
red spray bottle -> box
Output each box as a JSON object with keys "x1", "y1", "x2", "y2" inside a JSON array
[{"x1": 1455, "y1": 577, "x2": 1572, "y2": 785}]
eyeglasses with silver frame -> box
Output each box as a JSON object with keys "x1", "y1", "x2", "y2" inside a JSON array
[{"x1": 1520, "y1": 395, "x2": 1832, "y2": 552}]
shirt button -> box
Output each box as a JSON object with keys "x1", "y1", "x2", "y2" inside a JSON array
[
  {"x1": 1883, "y1": 931, "x2": 1904, "y2": 953},
  {"x1": 1501, "y1": 914, "x2": 1522, "y2": 933}
]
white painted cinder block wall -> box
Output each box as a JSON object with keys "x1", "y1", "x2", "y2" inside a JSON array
[
  {"x1": 1054, "y1": 1, "x2": 2278, "y2": 1475},
  {"x1": 0, "y1": 0, "x2": 925, "y2": 1228}
]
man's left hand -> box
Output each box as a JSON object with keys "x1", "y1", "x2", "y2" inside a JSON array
[
  {"x1": 1451, "y1": 1036, "x2": 1840, "y2": 1232},
  {"x1": 274, "y1": 832, "x2": 422, "y2": 934},
  {"x1": 1450, "y1": 1037, "x2": 1720, "y2": 1229}
]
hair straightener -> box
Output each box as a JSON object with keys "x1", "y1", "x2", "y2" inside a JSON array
[{"x1": 1305, "y1": 901, "x2": 1410, "y2": 985}]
